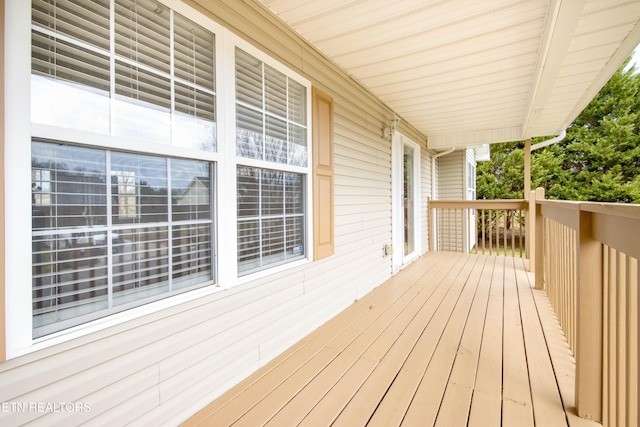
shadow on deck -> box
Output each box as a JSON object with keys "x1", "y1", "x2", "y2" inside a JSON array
[{"x1": 184, "y1": 252, "x2": 600, "y2": 427}]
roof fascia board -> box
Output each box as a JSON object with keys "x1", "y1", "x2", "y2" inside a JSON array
[
  {"x1": 563, "y1": 21, "x2": 640, "y2": 129},
  {"x1": 521, "y1": 0, "x2": 587, "y2": 139},
  {"x1": 427, "y1": 126, "x2": 522, "y2": 150}
]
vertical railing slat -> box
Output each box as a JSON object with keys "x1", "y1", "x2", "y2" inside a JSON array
[
  {"x1": 489, "y1": 209, "x2": 493, "y2": 255},
  {"x1": 627, "y1": 257, "x2": 638, "y2": 427},
  {"x1": 617, "y1": 253, "x2": 627, "y2": 427}
]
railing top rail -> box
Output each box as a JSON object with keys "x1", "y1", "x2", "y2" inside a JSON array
[
  {"x1": 537, "y1": 199, "x2": 640, "y2": 218},
  {"x1": 537, "y1": 199, "x2": 640, "y2": 229},
  {"x1": 537, "y1": 200, "x2": 581, "y2": 230},
  {"x1": 536, "y1": 197, "x2": 640, "y2": 258},
  {"x1": 536, "y1": 199, "x2": 581, "y2": 209},
  {"x1": 429, "y1": 199, "x2": 528, "y2": 210},
  {"x1": 580, "y1": 201, "x2": 640, "y2": 221}
]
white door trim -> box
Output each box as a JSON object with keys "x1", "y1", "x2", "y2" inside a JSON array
[{"x1": 392, "y1": 133, "x2": 421, "y2": 272}]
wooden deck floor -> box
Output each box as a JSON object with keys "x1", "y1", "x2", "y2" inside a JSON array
[{"x1": 184, "y1": 252, "x2": 601, "y2": 427}]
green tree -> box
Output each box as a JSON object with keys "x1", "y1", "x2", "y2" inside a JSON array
[
  {"x1": 477, "y1": 58, "x2": 640, "y2": 203},
  {"x1": 477, "y1": 141, "x2": 524, "y2": 199}
]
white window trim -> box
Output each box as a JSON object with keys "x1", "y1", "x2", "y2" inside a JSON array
[
  {"x1": 219, "y1": 35, "x2": 314, "y2": 285},
  {"x1": 5, "y1": 0, "x2": 33, "y2": 359},
  {"x1": 391, "y1": 132, "x2": 421, "y2": 272},
  {"x1": 466, "y1": 158, "x2": 477, "y2": 200},
  {"x1": 4, "y1": 0, "x2": 313, "y2": 359}
]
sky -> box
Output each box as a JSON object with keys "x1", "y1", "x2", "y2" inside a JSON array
[{"x1": 627, "y1": 45, "x2": 640, "y2": 73}]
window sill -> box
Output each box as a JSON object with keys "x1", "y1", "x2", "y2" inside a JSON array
[{"x1": 24, "y1": 283, "x2": 225, "y2": 358}]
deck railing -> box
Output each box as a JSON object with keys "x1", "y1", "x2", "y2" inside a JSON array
[
  {"x1": 428, "y1": 199, "x2": 529, "y2": 256},
  {"x1": 532, "y1": 189, "x2": 639, "y2": 427}
]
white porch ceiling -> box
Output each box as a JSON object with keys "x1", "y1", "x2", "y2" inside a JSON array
[{"x1": 259, "y1": 0, "x2": 640, "y2": 150}]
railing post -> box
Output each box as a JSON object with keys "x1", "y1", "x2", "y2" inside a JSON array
[
  {"x1": 527, "y1": 190, "x2": 535, "y2": 265},
  {"x1": 524, "y1": 138, "x2": 531, "y2": 199},
  {"x1": 534, "y1": 188, "x2": 544, "y2": 288},
  {"x1": 575, "y1": 208, "x2": 603, "y2": 422},
  {"x1": 428, "y1": 198, "x2": 435, "y2": 251}
]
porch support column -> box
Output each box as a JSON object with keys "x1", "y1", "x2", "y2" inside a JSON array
[
  {"x1": 524, "y1": 138, "x2": 531, "y2": 200},
  {"x1": 528, "y1": 188, "x2": 543, "y2": 273},
  {"x1": 533, "y1": 188, "x2": 545, "y2": 286},
  {"x1": 575, "y1": 209, "x2": 603, "y2": 422}
]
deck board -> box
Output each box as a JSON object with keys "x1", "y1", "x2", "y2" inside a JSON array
[
  {"x1": 183, "y1": 252, "x2": 596, "y2": 427},
  {"x1": 502, "y1": 256, "x2": 535, "y2": 427},
  {"x1": 468, "y1": 256, "x2": 503, "y2": 427},
  {"x1": 433, "y1": 256, "x2": 494, "y2": 427}
]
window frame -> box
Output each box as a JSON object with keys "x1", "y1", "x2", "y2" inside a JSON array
[
  {"x1": 232, "y1": 44, "x2": 312, "y2": 278},
  {"x1": 219, "y1": 37, "x2": 313, "y2": 285},
  {"x1": 4, "y1": 0, "x2": 313, "y2": 358},
  {"x1": 467, "y1": 159, "x2": 476, "y2": 201},
  {"x1": 30, "y1": 143, "x2": 217, "y2": 338}
]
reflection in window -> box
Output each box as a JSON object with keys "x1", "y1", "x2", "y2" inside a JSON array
[
  {"x1": 237, "y1": 166, "x2": 305, "y2": 275},
  {"x1": 113, "y1": 171, "x2": 136, "y2": 219},
  {"x1": 32, "y1": 169, "x2": 51, "y2": 205},
  {"x1": 111, "y1": 152, "x2": 168, "y2": 224},
  {"x1": 31, "y1": 142, "x2": 214, "y2": 338}
]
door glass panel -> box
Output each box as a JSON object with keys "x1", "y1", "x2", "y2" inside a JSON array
[{"x1": 404, "y1": 145, "x2": 415, "y2": 256}]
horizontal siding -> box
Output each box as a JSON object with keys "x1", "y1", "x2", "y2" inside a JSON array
[
  {"x1": 421, "y1": 148, "x2": 434, "y2": 252},
  {"x1": 439, "y1": 151, "x2": 464, "y2": 200},
  {"x1": 437, "y1": 151, "x2": 465, "y2": 252},
  {"x1": 0, "y1": 0, "x2": 434, "y2": 425}
]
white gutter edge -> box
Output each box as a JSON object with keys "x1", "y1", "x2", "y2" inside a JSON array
[
  {"x1": 431, "y1": 146, "x2": 456, "y2": 200},
  {"x1": 531, "y1": 129, "x2": 566, "y2": 151}
]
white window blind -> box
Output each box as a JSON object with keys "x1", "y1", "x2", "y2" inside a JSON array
[
  {"x1": 31, "y1": 142, "x2": 214, "y2": 338},
  {"x1": 235, "y1": 48, "x2": 307, "y2": 166},
  {"x1": 237, "y1": 166, "x2": 305, "y2": 275},
  {"x1": 235, "y1": 47, "x2": 309, "y2": 276},
  {"x1": 31, "y1": 0, "x2": 217, "y2": 151}
]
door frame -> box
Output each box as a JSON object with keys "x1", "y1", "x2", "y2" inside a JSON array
[{"x1": 392, "y1": 132, "x2": 421, "y2": 272}]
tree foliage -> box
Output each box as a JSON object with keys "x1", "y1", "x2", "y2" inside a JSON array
[{"x1": 477, "y1": 59, "x2": 640, "y2": 203}]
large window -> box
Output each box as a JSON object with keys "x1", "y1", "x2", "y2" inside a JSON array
[
  {"x1": 31, "y1": 142, "x2": 214, "y2": 338},
  {"x1": 235, "y1": 48, "x2": 309, "y2": 275},
  {"x1": 29, "y1": 0, "x2": 219, "y2": 338},
  {"x1": 23, "y1": 1, "x2": 311, "y2": 341}
]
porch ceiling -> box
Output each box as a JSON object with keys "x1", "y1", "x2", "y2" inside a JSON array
[{"x1": 259, "y1": 0, "x2": 640, "y2": 150}]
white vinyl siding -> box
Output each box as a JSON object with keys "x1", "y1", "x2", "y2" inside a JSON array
[
  {"x1": 438, "y1": 150, "x2": 464, "y2": 200},
  {"x1": 1, "y1": 1, "x2": 429, "y2": 426},
  {"x1": 438, "y1": 150, "x2": 464, "y2": 252},
  {"x1": 438, "y1": 149, "x2": 476, "y2": 252},
  {"x1": 421, "y1": 148, "x2": 434, "y2": 254}
]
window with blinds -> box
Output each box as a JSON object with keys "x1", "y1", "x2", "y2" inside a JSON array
[
  {"x1": 31, "y1": 141, "x2": 214, "y2": 338},
  {"x1": 237, "y1": 166, "x2": 305, "y2": 275},
  {"x1": 26, "y1": 1, "x2": 311, "y2": 337},
  {"x1": 235, "y1": 48, "x2": 307, "y2": 166},
  {"x1": 31, "y1": 0, "x2": 216, "y2": 151},
  {"x1": 235, "y1": 48, "x2": 309, "y2": 275}
]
